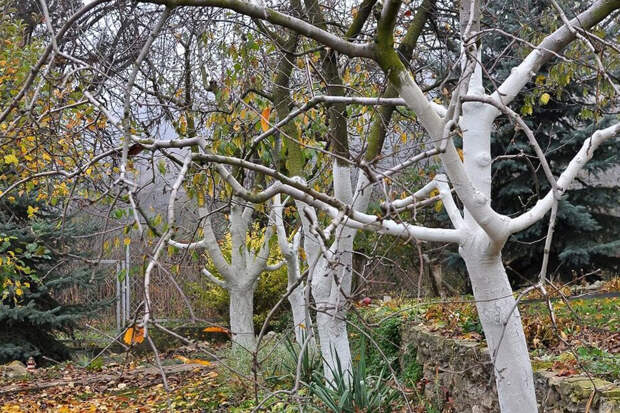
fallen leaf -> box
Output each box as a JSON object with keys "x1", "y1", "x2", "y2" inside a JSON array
[
  {"x1": 123, "y1": 326, "x2": 145, "y2": 345},
  {"x1": 190, "y1": 359, "x2": 211, "y2": 366},
  {"x1": 203, "y1": 326, "x2": 230, "y2": 335}
]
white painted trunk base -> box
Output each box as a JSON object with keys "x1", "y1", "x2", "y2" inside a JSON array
[
  {"x1": 461, "y1": 231, "x2": 537, "y2": 413},
  {"x1": 229, "y1": 287, "x2": 257, "y2": 352},
  {"x1": 316, "y1": 310, "x2": 352, "y2": 380}
]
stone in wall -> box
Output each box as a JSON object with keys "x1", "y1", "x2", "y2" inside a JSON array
[{"x1": 400, "y1": 323, "x2": 619, "y2": 413}]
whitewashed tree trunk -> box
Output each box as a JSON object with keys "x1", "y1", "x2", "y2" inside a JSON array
[
  {"x1": 288, "y1": 276, "x2": 308, "y2": 345},
  {"x1": 460, "y1": 229, "x2": 537, "y2": 412},
  {"x1": 311, "y1": 162, "x2": 354, "y2": 377},
  {"x1": 283, "y1": 239, "x2": 313, "y2": 347},
  {"x1": 272, "y1": 194, "x2": 312, "y2": 346},
  {"x1": 280, "y1": 231, "x2": 309, "y2": 346},
  {"x1": 229, "y1": 284, "x2": 258, "y2": 351},
  {"x1": 293, "y1": 164, "x2": 375, "y2": 379},
  {"x1": 313, "y1": 229, "x2": 355, "y2": 378},
  {"x1": 294, "y1": 193, "x2": 342, "y2": 379}
]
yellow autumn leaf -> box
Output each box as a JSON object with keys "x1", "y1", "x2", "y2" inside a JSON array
[
  {"x1": 27, "y1": 205, "x2": 39, "y2": 218},
  {"x1": 400, "y1": 133, "x2": 407, "y2": 144},
  {"x1": 178, "y1": 115, "x2": 187, "y2": 134},
  {"x1": 430, "y1": 189, "x2": 443, "y2": 212},
  {"x1": 540, "y1": 93, "x2": 551, "y2": 105},
  {"x1": 190, "y1": 358, "x2": 211, "y2": 366},
  {"x1": 4, "y1": 154, "x2": 18, "y2": 166},
  {"x1": 175, "y1": 355, "x2": 190, "y2": 363},
  {"x1": 123, "y1": 327, "x2": 135, "y2": 344},
  {"x1": 124, "y1": 237, "x2": 131, "y2": 246},
  {"x1": 260, "y1": 107, "x2": 271, "y2": 132}
]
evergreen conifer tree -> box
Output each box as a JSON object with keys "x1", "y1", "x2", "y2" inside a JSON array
[
  {"x1": 0, "y1": 194, "x2": 101, "y2": 363},
  {"x1": 486, "y1": 1, "x2": 619, "y2": 284}
]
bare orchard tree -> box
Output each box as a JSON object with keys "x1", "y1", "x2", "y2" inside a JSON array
[{"x1": 1, "y1": 0, "x2": 618, "y2": 411}]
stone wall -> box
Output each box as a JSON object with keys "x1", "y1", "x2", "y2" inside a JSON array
[{"x1": 400, "y1": 323, "x2": 619, "y2": 413}]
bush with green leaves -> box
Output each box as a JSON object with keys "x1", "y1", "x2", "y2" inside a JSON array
[
  {"x1": 349, "y1": 305, "x2": 424, "y2": 387},
  {"x1": 350, "y1": 315, "x2": 401, "y2": 377}
]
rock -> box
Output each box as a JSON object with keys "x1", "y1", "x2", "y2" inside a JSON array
[
  {"x1": 263, "y1": 331, "x2": 277, "y2": 343},
  {"x1": 1, "y1": 360, "x2": 29, "y2": 378},
  {"x1": 583, "y1": 280, "x2": 604, "y2": 291}
]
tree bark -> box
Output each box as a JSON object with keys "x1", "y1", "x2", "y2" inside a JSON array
[
  {"x1": 311, "y1": 162, "x2": 357, "y2": 379},
  {"x1": 460, "y1": 230, "x2": 537, "y2": 413},
  {"x1": 288, "y1": 277, "x2": 308, "y2": 345},
  {"x1": 229, "y1": 286, "x2": 257, "y2": 352},
  {"x1": 315, "y1": 307, "x2": 352, "y2": 380}
]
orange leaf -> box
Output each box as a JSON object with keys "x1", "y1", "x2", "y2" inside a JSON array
[
  {"x1": 203, "y1": 326, "x2": 230, "y2": 335},
  {"x1": 174, "y1": 355, "x2": 190, "y2": 363},
  {"x1": 134, "y1": 327, "x2": 145, "y2": 344},
  {"x1": 123, "y1": 326, "x2": 145, "y2": 345},
  {"x1": 123, "y1": 327, "x2": 134, "y2": 345},
  {"x1": 260, "y1": 107, "x2": 271, "y2": 132},
  {"x1": 190, "y1": 358, "x2": 211, "y2": 366},
  {"x1": 174, "y1": 355, "x2": 211, "y2": 366}
]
